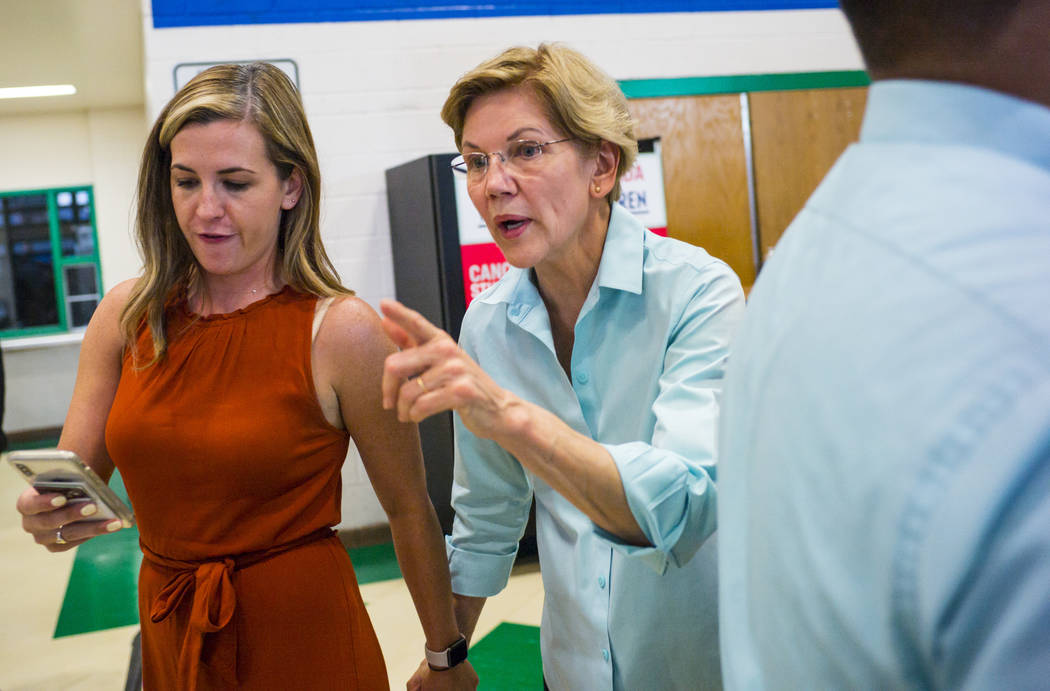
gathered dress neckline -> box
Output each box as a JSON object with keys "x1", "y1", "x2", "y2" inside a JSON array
[{"x1": 179, "y1": 285, "x2": 294, "y2": 323}]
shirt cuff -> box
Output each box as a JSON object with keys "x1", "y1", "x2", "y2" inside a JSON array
[
  {"x1": 446, "y1": 536, "x2": 517, "y2": 597},
  {"x1": 602, "y1": 441, "x2": 716, "y2": 572},
  {"x1": 593, "y1": 524, "x2": 670, "y2": 574}
]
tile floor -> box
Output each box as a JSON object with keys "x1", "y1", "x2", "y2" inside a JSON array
[{"x1": 0, "y1": 462, "x2": 544, "y2": 690}]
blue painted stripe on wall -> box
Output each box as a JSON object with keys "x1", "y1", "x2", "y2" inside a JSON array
[{"x1": 152, "y1": 1, "x2": 839, "y2": 29}]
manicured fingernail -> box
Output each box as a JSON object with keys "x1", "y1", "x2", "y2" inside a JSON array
[
  {"x1": 51, "y1": 496, "x2": 68, "y2": 507},
  {"x1": 80, "y1": 503, "x2": 98, "y2": 517},
  {"x1": 106, "y1": 520, "x2": 122, "y2": 532}
]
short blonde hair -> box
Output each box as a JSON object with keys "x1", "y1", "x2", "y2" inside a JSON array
[
  {"x1": 124, "y1": 62, "x2": 349, "y2": 366},
  {"x1": 441, "y1": 43, "x2": 638, "y2": 201}
]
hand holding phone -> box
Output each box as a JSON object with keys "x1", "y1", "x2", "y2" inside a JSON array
[{"x1": 8, "y1": 449, "x2": 134, "y2": 551}]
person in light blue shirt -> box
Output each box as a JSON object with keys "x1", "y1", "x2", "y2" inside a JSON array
[
  {"x1": 719, "y1": 2, "x2": 1050, "y2": 688},
  {"x1": 381, "y1": 44, "x2": 743, "y2": 689}
]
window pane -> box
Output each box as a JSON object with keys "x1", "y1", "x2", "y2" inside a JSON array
[
  {"x1": 1, "y1": 194, "x2": 58, "y2": 329},
  {"x1": 0, "y1": 241, "x2": 10, "y2": 329},
  {"x1": 9, "y1": 208, "x2": 49, "y2": 227},
  {"x1": 59, "y1": 222, "x2": 95, "y2": 257},
  {"x1": 60, "y1": 189, "x2": 96, "y2": 257},
  {"x1": 5, "y1": 193, "x2": 47, "y2": 211},
  {"x1": 69, "y1": 297, "x2": 98, "y2": 328},
  {"x1": 65, "y1": 264, "x2": 99, "y2": 296}
]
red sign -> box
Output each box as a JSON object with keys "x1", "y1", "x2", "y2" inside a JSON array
[{"x1": 460, "y1": 242, "x2": 510, "y2": 304}]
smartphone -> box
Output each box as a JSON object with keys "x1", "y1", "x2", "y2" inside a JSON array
[{"x1": 6, "y1": 449, "x2": 135, "y2": 528}]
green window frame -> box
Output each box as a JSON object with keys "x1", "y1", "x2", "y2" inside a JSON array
[{"x1": 0, "y1": 186, "x2": 103, "y2": 339}]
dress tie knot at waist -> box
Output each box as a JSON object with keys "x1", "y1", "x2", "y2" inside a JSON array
[
  {"x1": 150, "y1": 558, "x2": 237, "y2": 628},
  {"x1": 145, "y1": 553, "x2": 240, "y2": 691},
  {"x1": 141, "y1": 527, "x2": 335, "y2": 691}
]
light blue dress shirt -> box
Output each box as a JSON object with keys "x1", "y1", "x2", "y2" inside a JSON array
[
  {"x1": 448, "y1": 203, "x2": 744, "y2": 690},
  {"x1": 719, "y1": 80, "x2": 1050, "y2": 689}
]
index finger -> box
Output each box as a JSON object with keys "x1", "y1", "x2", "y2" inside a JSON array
[
  {"x1": 378, "y1": 299, "x2": 446, "y2": 345},
  {"x1": 15, "y1": 486, "x2": 68, "y2": 516}
]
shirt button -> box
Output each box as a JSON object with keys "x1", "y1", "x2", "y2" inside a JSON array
[
  {"x1": 575, "y1": 371, "x2": 589, "y2": 384},
  {"x1": 602, "y1": 649, "x2": 610, "y2": 662},
  {"x1": 597, "y1": 576, "x2": 606, "y2": 589}
]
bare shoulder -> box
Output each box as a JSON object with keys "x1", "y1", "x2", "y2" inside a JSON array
[
  {"x1": 314, "y1": 295, "x2": 396, "y2": 367},
  {"x1": 106, "y1": 277, "x2": 140, "y2": 301},
  {"x1": 84, "y1": 277, "x2": 141, "y2": 347},
  {"x1": 93, "y1": 277, "x2": 139, "y2": 323}
]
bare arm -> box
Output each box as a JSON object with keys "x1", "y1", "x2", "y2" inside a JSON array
[
  {"x1": 453, "y1": 594, "x2": 487, "y2": 646},
  {"x1": 489, "y1": 400, "x2": 645, "y2": 544},
  {"x1": 381, "y1": 299, "x2": 647, "y2": 545},
  {"x1": 16, "y1": 279, "x2": 135, "y2": 550},
  {"x1": 316, "y1": 297, "x2": 476, "y2": 689}
]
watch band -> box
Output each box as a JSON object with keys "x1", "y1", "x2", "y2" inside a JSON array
[{"x1": 425, "y1": 634, "x2": 468, "y2": 670}]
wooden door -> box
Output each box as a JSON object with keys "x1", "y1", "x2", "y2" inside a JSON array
[
  {"x1": 628, "y1": 94, "x2": 756, "y2": 289},
  {"x1": 749, "y1": 87, "x2": 868, "y2": 260}
]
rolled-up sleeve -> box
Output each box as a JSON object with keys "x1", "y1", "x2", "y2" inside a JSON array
[{"x1": 601, "y1": 263, "x2": 744, "y2": 573}]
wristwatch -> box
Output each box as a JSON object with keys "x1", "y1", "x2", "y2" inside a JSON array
[{"x1": 425, "y1": 634, "x2": 468, "y2": 670}]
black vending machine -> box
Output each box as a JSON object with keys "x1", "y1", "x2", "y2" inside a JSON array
[
  {"x1": 386, "y1": 153, "x2": 531, "y2": 544},
  {"x1": 385, "y1": 154, "x2": 462, "y2": 535}
]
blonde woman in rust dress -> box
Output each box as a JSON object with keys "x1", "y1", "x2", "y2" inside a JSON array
[{"x1": 15, "y1": 63, "x2": 477, "y2": 690}]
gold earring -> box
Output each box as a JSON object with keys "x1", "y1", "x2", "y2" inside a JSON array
[{"x1": 593, "y1": 184, "x2": 601, "y2": 194}]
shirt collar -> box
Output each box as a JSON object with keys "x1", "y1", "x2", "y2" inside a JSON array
[
  {"x1": 595, "y1": 203, "x2": 645, "y2": 295},
  {"x1": 861, "y1": 79, "x2": 1050, "y2": 174}
]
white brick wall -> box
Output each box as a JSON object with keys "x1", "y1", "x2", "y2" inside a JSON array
[{"x1": 141, "y1": 8, "x2": 861, "y2": 309}]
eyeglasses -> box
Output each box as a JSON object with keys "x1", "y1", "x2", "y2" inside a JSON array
[{"x1": 450, "y1": 138, "x2": 573, "y2": 181}]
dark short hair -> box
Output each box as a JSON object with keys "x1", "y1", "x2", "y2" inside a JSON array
[{"x1": 839, "y1": 0, "x2": 1022, "y2": 71}]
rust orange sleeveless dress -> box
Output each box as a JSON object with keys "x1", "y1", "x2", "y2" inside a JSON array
[{"x1": 105, "y1": 287, "x2": 389, "y2": 691}]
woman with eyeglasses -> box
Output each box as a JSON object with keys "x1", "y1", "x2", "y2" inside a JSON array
[{"x1": 383, "y1": 44, "x2": 744, "y2": 690}]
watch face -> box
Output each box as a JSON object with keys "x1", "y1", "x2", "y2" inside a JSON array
[
  {"x1": 448, "y1": 635, "x2": 468, "y2": 665},
  {"x1": 426, "y1": 634, "x2": 468, "y2": 669}
]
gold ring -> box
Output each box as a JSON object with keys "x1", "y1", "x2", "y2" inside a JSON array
[
  {"x1": 416, "y1": 376, "x2": 426, "y2": 392},
  {"x1": 55, "y1": 526, "x2": 68, "y2": 545}
]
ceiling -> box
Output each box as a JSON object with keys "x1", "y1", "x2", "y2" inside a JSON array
[{"x1": 0, "y1": 0, "x2": 144, "y2": 117}]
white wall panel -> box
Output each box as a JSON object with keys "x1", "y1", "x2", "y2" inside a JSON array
[
  {"x1": 87, "y1": 106, "x2": 149, "y2": 293},
  {"x1": 3, "y1": 344, "x2": 80, "y2": 432},
  {"x1": 1, "y1": 106, "x2": 145, "y2": 432},
  {"x1": 0, "y1": 113, "x2": 93, "y2": 190}
]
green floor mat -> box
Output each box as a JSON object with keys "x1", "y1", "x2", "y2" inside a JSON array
[
  {"x1": 54, "y1": 472, "x2": 141, "y2": 637},
  {"x1": 471, "y1": 622, "x2": 543, "y2": 690},
  {"x1": 348, "y1": 541, "x2": 402, "y2": 585}
]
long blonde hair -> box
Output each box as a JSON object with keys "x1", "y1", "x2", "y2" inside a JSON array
[
  {"x1": 122, "y1": 62, "x2": 350, "y2": 366},
  {"x1": 441, "y1": 43, "x2": 638, "y2": 201}
]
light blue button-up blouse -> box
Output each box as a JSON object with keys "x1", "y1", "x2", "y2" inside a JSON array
[{"x1": 447, "y1": 203, "x2": 744, "y2": 690}]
